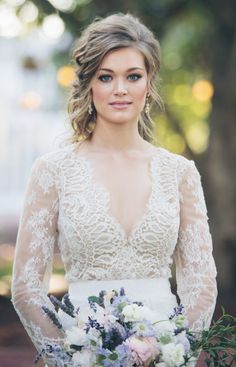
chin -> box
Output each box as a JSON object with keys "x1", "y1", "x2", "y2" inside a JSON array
[
  {"x1": 102, "y1": 112, "x2": 139, "y2": 125},
  {"x1": 111, "y1": 118, "x2": 136, "y2": 125}
]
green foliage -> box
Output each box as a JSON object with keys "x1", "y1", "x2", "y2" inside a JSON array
[
  {"x1": 190, "y1": 309, "x2": 236, "y2": 366},
  {"x1": 0, "y1": 264, "x2": 12, "y2": 278}
]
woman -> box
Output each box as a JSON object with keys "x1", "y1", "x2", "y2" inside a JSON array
[{"x1": 11, "y1": 13, "x2": 217, "y2": 366}]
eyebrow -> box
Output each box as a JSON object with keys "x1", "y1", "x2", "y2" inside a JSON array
[{"x1": 98, "y1": 67, "x2": 145, "y2": 72}]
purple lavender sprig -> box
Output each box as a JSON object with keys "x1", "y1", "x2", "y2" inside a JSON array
[
  {"x1": 35, "y1": 344, "x2": 71, "y2": 364},
  {"x1": 42, "y1": 306, "x2": 63, "y2": 329},
  {"x1": 49, "y1": 295, "x2": 75, "y2": 318},
  {"x1": 63, "y1": 293, "x2": 77, "y2": 314},
  {"x1": 169, "y1": 304, "x2": 185, "y2": 320},
  {"x1": 85, "y1": 316, "x2": 104, "y2": 334},
  {"x1": 119, "y1": 287, "x2": 125, "y2": 296},
  {"x1": 103, "y1": 327, "x2": 124, "y2": 350}
]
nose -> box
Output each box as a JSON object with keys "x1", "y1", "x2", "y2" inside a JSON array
[{"x1": 113, "y1": 78, "x2": 128, "y2": 96}]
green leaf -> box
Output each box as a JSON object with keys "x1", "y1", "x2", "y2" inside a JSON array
[
  {"x1": 88, "y1": 296, "x2": 99, "y2": 303},
  {"x1": 117, "y1": 302, "x2": 127, "y2": 312},
  {"x1": 108, "y1": 352, "x2": 118, "y2": 361},
  {"x1": 96, "y1": 354, "x2": 106, "y2": 363}
]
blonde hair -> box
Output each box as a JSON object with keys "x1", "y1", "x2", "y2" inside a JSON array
[{"x1": 67, "y1": 13, "x2": 163, "y2": 144}]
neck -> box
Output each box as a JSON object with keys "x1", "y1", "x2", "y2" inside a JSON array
[{"x1": 86, "y1": 118, "x2": 148, "y2": 153}]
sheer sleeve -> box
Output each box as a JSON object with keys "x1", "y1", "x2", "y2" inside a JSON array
[
  {"x1": 174, "y1": 159, "x2": 217, "y2": 332},
  {"x1": 11, "y1": 156, "x2": 65, "y2": 367}
]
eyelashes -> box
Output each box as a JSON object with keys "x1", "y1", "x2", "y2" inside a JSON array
[
  {"x1": 98, "y1": 75, "x2": 112, "y2": 82},
  {"x1": 98, "y1": 74, "x2": 143, "y2": 82},
  {"x1": 128, "y1": 74, "x2": 142, "y2": 81}
]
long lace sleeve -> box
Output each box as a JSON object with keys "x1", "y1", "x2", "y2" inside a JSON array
[
  {"x1": 11, "y1": 156, "x2": 65, "y2": 367},
  {"x1": 174, "y1": 159, "x2": 217, "y2": 332}
]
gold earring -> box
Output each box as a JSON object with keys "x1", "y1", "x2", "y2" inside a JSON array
[
  {"x1": 87, "y1": 120, "x2": 96, "y2": 132},
  {"x1": 88, "y1": 103, "x2": 93, "y2": 115},
  {"x1": 145, "y1": 94, "x2": 150, "y2": 114}
]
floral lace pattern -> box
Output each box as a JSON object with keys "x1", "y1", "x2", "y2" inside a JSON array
[{"x1": 11, "y1": 144, "x2": 217, "y2": 366}]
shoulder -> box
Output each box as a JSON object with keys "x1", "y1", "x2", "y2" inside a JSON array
[
  {"x1": 32, "y1": 144, "x2": 75, "y2": 170},
  {"x1": 156, "y1": 146, "x2": 199, "y2": 183},
  {"x1": 157, "y1": 146, "x2": 195, "y2": 168},
  {"x1": 28, "y1": 144, "x2": 76, "y2": 189}
]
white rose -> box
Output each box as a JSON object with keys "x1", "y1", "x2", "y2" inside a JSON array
[
  {"x1": 155, "y1": 363, "x2": 165, "y2": 367},
  {"x1": 150, "y1": 310, "x2": 175, "y2": 337},
  {"x1": 175, "y1": 331, "x2": 191, "y2": 354},
  {"x1": 153, "y1": 319, "x2": 175, "y2": 337},
  {"x1": 161, "y1": 343, "x2": 185, "y2": 367},
  {"x1": 72, "y1": 349, "x2": 94, "y2": 367},
  {"x1": 122, "y1": 304, "x2": 152, "y2": 322},
  {"x1": 66, "y1": 326, "x2": 88, "y2": 346}
]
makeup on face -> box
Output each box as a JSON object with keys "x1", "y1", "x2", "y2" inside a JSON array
[{"x1": 91, "y1": 47, "x2": 149, "y2": 124}]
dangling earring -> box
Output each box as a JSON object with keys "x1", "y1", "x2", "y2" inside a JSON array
[
  {"x1": 87, "y1": 120, "x2": 96, "y2": 132},
  {"x1": 88, "y1": 103, "x2": 93, "y2": 115},
  {"x1": 145, "y1": 93, "x2": 150, "y2": 114}
]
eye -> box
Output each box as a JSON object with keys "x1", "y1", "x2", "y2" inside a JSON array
[
  {"x1": 98, "y1": 74, "x2": 112, "y2": 82},
  {"x1": 128, "y1": 74, "x2": 142, "y2": 81}
]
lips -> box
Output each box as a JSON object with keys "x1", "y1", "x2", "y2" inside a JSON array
[
  {"x1": 109, "y1": 101, "x2": 132, "y2": 106},
  {"x1": 109, "y1": 101, "x2": 132, "y2": 109}
]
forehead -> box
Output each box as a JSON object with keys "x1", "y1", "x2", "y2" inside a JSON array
[{"x1": 99, "y1": 47, "x2": 146, "y2": 69}]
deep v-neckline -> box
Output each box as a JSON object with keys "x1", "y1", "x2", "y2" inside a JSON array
[{"x1": 72, "y1": 146, "x2": 160, "y2": 242}]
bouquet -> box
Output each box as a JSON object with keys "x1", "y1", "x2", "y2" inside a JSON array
[{"x1": 35, "y1": 288, "x2": 236, "y2": 367}]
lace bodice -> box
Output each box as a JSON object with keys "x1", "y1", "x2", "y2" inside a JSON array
[{"x1": 11, "y1": 144, "x2": 217, "y2": 366}]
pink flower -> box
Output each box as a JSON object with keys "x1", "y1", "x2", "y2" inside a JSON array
[{"x1": 125, "y1": 336, "x2": 160, "y2": 366}]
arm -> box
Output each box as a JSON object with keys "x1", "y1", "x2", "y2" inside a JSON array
[
  {"x1": 11, "y1": 156, "x2": 65, "y2": 366},
  {"x1": 174, "y1": 159, "x2": 217, "y2": 332}
]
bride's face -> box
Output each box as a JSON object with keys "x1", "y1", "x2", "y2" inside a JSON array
[{"x1": 90, "y1": 47, "x2": 149, "y2": 126}]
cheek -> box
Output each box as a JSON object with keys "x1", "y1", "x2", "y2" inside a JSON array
[
  {"x1": 133, "y1": 82, "x2": 148, "y2": 104},
  {"x1": 91, "y1": 83, "x2": 111, "y2": 104}
]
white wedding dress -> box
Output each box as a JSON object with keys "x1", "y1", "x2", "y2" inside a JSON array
[{"x1": 11, "y1": 144, "x2": 217, "y2": 367}]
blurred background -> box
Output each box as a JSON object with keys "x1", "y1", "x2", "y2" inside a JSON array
[{"x1": 0, "y1": 0, "x2": 235, "y2": 366}]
